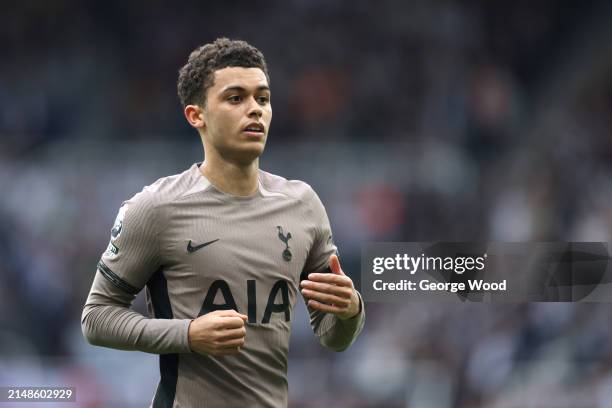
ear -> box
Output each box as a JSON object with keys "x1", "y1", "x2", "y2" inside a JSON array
[{"x1": 184, "y1": 104, "x2": 206, "y2": 129}]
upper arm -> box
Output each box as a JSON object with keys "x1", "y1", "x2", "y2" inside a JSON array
[
  {"x1": 302, "y1": 186, "x2": 337, "y2": 277},
  {"x1": 97, "y1": 190, "x2": 163, "y2": 295}
]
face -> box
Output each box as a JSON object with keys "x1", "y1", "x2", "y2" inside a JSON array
[{"x1": 198, "y1": 67, "x2": 272, "y2": 165}]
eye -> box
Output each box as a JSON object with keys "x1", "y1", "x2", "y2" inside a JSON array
[
  {"x1": 257, "y1": 96, "x2": 270, "y2": 105},
  {"x1": 228, "y1": 95, "x2": 242, "y2": 103}
]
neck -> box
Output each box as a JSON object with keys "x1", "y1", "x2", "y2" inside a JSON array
[{"x1": 200, "y1": 153, "x2": 259, "y2": 197}]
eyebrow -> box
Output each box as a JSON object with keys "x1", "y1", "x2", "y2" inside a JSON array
[{"x1": 220, "y1": 85, "x2": 271, "y2": 94}]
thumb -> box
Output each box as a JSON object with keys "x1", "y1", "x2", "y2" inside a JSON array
[{"x1": 329, "y1": 254, "x2": 344, "y2": 276}]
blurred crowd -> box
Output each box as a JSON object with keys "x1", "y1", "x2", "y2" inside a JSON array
[{"x1": 2, "y1": 0, "x2": 612, "y2": 406}]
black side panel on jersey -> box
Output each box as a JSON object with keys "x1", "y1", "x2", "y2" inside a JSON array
[{"x1": 147, "y1": 268, "x2": 178, "y2": 408}]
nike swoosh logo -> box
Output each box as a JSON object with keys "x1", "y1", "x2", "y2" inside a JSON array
[{"x1": 187, "y1": 239, "x2": 219, "y2": 253}]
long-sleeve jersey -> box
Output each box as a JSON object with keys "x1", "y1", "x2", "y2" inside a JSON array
[{"x1": 81, "y1": 163, "x2": 365, "y2": 408}]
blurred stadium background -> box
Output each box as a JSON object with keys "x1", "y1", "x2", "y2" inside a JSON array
[{"x1": 2, "y1": 1, "x2": 612, "y2": 407}]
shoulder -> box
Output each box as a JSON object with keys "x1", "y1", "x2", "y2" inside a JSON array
[
  {"x1": 258, "y1": 169, "x2": 320, "y2": 205},
  {"x1": 143, "y1": 165, "x2": 201, "y2": 203},
  {"x1": 123, "y1": 165, "x2": 201, "y2": 221}
]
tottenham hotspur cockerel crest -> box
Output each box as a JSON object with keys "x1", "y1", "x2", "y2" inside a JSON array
[{"x1": 276, "y1": 226, "x2": 292, "y2": 262}]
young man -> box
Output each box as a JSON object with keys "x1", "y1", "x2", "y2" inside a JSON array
[{"x1": 82, "y1": 38, "x2": 365, "y2": 407}]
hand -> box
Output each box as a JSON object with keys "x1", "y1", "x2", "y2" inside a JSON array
[
  {"x1": 188, "y1": 309, "x2": 248, "y2": 356},
  {"x1": 300, "y1": 254, "x2": 361, "y2": 320}
]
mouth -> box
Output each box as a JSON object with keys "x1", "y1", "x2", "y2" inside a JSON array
[{"x1": 243, "y1": 122, "x2": 265, "y2": 138}]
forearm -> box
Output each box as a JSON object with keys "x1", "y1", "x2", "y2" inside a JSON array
[
  {"x1": 311, "y1": 291, "x2": 365, "y2": 352},
  {"x1": 81, "y1": 303, "x2": 191, "y2": 354},
  {"x1": 81, "y1": 271, "x2": 192, "y2": 354}
]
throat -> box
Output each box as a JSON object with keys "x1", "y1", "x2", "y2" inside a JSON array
[{"x1": 200, "y1": 161, "x2": 259, "y2": 197}]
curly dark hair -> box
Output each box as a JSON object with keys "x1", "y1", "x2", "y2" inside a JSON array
[{"x1": 177, "y1": 38, "x2": 269, "y2": 108}]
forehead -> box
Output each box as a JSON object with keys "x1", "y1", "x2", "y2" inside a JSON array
[{"x1": 211, "y1": 67, "x2": 269, "y2": 92}]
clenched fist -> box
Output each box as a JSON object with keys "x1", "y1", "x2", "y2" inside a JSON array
[{"x1": 188, "y1": 309, "x2": 248, "y2": 356}]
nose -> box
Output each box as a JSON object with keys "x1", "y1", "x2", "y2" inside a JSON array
[{"x1": 247, "y1": 96, "x2": 263, "y2": 118}]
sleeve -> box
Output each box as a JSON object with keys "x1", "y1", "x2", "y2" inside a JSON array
[
  {"x1": 98, "y1": 189, "x2": 161, "y2": 290},
  {"x1": 301, "y1": 187, "x2": 365, "y2": 352},
  {"x1": 81, "y1": 190, "x2": 192, "y2": 354}
]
